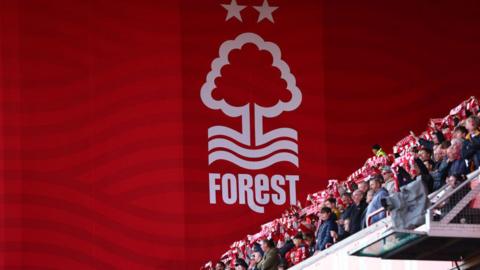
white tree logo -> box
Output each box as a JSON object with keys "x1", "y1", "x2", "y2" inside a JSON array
[{"x1": 200, "y1": 32, "x2": 302, "y2": 170}]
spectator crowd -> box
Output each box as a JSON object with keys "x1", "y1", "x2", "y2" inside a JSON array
[{"x1": 203, "y1": 96, "x2": 480, "y2": 270}]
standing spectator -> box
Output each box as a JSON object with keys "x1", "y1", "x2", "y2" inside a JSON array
[
  {"x1": 235, "y1": 259, "x2": 248, "y2": 270},
  {"x1": 372, "y1": 144, "x2": 387, "y2": 157},
  {"x1": 431, "y1": 141, "x2": 451, "y2": 191},
  {"x1": 257, "y1": 239, "x2": 280, "y2": 270},
  {"x1": 381, "y1": 166, "x2": 397, "y2": 194},
  {"x1": 366, "y1": 189, "x2": 375, "y2": 204},
  {"x1": 286, "y1": 233, "x2": 309, "y2": 266},
  {"x1": 303, "y1": 232, "x2": 315, "y2": 256},
  {"x1": 435, "y1": 174, "x2": 470, "y2": 223},
  {"x1": 357, "y1": 181, "x2": 369, "y2": 202},
  {"x1": 348, "y1": 190, "x2": 367, "y2": 234},
  {"x1": 325, "y1": 197, "x2": 340, "y2": 219},
  {"x1": 216, "y1": 261, "x2": 226, "y2": 270},
  {"x1": 412, "y1": 156, "x2": 435, "y2": 193},
  {"x1": 337, "y1": 193, "x2": 353, "y2": 240},
  {"x1": 462, "y1": 115, "x2": 480, "y2": 170},
  {"x1": 365, "y1": 177, "x2": 389, "y2": 225},
  {"x1": 248, "y1": 244, "x2": 263, "y2": 270},
  {"x1": 448, "y1": 140, "x2": 469, "y2": 177},
  {"x1": 453, "y1": 125, "x2": 468, "y2": 140},
  {"x1": 418, "y1": 148, "x2": 434, "y2": 168},
  {"x1": 410, "y1": 130, "x2": 445, "y2": 152},
  {"x1": 340, "y1": 193, "x2": 354, "y2": 219},
  {"x1": 315, "y1": 207, "x2": 338, "y2": 251},
  {"x1": 277, "y1": 238, "x2": 294, "y2": 266}
]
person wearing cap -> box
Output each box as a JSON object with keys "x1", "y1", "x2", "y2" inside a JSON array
[
  {"x1": 286, "y1": 232, "x2": 310, "y2": 266},
  {"x1": 256, "y1": 239, "x2": 280, "y2": 270},
  {"x1": 234, "y1": 258, "x2": 248, "y2": 270},
  {"x1": 381, "y1": 166, "x2": 397, "y2": 194},
  {"x1": 252, "y1": 243, "x2": 264, "y2": 257},
  {"x1": 248, "y1": 243, "x2": 263, "y2": 270},
  {"x1": 372, "y1": 144, "x2": 387, "y2": 157}
]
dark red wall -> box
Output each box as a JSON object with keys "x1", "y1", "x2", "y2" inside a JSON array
[{"x1": 1, "y1": 1, "x2": 479, "y2": 269}]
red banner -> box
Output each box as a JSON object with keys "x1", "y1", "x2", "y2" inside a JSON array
[
  {"x1": 182, "y1": 1, "x2": 325, "y2": 266},
  {"x1": 1, "y1": 1, "x2": 480, "y2": 269}
]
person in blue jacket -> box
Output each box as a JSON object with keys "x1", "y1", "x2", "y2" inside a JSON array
[
  {"x1": 365, "y1": 177, "x2": 389, "y2": 225},
  {"x1": 315, "y1": 207, "x2": 338, "y2": 252}
]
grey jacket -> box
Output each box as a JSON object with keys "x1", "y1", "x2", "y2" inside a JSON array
[
  {"x1": 386, "y1": 177, "x2": 429, "y2": 229},
  {"x1": 257, "y1": 247, "x2": 280, "y2": 270}
]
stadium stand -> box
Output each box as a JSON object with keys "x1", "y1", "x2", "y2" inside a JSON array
[{"x1": 203, "y1": 96, "x2": 480, "y2": 270}]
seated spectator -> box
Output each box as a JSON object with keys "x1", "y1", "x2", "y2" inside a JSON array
[
  {"x1": 372, "y1": 144, "x2": 387, "y2": 157},
  {"x1": 286, "y1": 233, "x2": 309, "y2": 266},
  {"x1": 216, "y1": 261, "x2": 226, "y2": 270},
  {"x1": 235, "y1": 258, "x2": 248, "y2": 270},
  {"x1": 448, "y1": 140, "x2": 469, "y2": 178},
  {"x1": 381, "y1": 166, "x2": 397, "y2": 194},
  {"x1": 325, "y1": 197, "x2": 340, "y2": 219},
  {"x1": 349, "y1": 190, "x2": 367, "y2": 234},
  {"x1": 365, "y1": 177, "x2": 389, "y2": 225},
  {"x1": 257, "y1": 239, "x2": 280, "y2": 270},
  {"x1": 462, "y1": 115, "x2": 480, "y2": 170},
  {"x1": 315, "y1": 207, "x2": 338, "y2": 251}
]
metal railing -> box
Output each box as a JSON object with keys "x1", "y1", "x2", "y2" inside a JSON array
[
  {"x1": 426, "y1": 168, "x2": 480, "y2": 225},
  {"x1": 366, "y1": 207, "x2": 386, "y2": 227}
]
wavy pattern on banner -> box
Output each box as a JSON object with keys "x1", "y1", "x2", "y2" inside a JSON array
[
  {"x1": 208, "y1": 137, "x2": 298, "y2": 158},
  {"x1": 1, "y1": 2, "x2": 187, "y2": 270},
  {"x1": 207, "y1": 134, "x2": 299, "y2": 169}
]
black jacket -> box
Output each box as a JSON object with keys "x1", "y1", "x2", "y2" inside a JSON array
[
  {"x1": 462, "y1": 133, "x2": 480, "y2": 170},
  {"x1": 348, "y1": 201, "x2": 367, "y2": 234}
]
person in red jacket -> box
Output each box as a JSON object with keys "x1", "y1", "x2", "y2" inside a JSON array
[{"x1": 286, "y1": 233, "x2": 310, "y2": 266}]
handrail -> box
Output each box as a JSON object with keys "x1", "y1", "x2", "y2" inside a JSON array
[
  {"x1": 428, "y1": 182, "x2": 449, "y2": 200},
  {"x1": 366, "y1": 207, "x2": 386, "y2": 227},
  {"x1": 427, "y1": 168, "x2": 480, "y2": 211}
]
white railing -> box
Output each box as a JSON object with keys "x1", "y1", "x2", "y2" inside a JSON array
[{"x1": 426, "y1": 168, "x2": 480, "y2": 226}]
